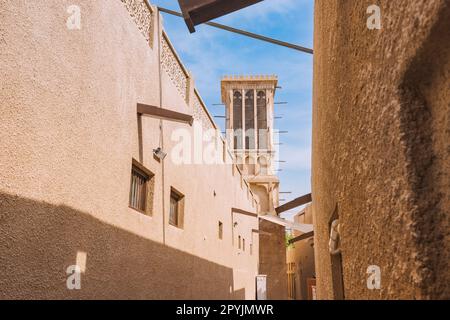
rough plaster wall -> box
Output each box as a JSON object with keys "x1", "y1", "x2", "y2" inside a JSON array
[
  {"x1": 292, "y1": 206, "x2": 315, "y2": 300},
  {"x1": 259, "y1": 220, "x2": 288, "y2": 300},
  {"x1": 0, "y1": 194, "x2": 238, "y2": 300},
  {"x1": 0, "y1": 0, "x2": 259, "y2": 299},
  {"x1": 312, "y1": 0, "x2": 449, "y2": 299},
  {"x1": 251, "y1": 184, "x2": 270, "y2": 213}
]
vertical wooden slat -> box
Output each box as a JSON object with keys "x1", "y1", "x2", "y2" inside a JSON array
[
  {"x1": 139, "y1": 175, "x2": 143, "y2": 209},
  {"x1": 131, "y1": 174, "x2": 136, "y2": 208},
  {"x1": 141, "y1": 175, "x2": 147, "y2": 211},
  {"x1": 170, "y1": 197, "x2": 175, "y2": 225},
  {"x1": 139, "y1": 175, "x2": 143, "y2": 210},
  {"x1": 174, "y1": 198, "x2": 178, "y2": 226},
  {"x1": 135, "y1": 173, "x2": 139, "y2": 209},
  {"x1": 129, "y1": 165, "x2": 149, "y2": 213},
  {"x1": 134, "y1": 174, "x2": 137, "y2": 209},
  {"x1": 137, "y1": 175, "x2": 141, "y2": 210},
  {"x1": 134, "y1": 174, "x2": 137, "y2": 208},
  {"x1": 135, "y1": 174, "x2": 138, "y2": 208},
  {"x1": 129, "y1": 173, "x2": 133, "y2": 207}
]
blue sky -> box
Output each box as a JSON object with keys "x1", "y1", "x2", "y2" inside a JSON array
[{"x1": 152, "y1": 0, "x2": 314, "y2": 219}]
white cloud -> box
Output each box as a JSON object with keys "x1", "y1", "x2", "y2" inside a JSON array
[{"x1": 156, "y1": 0, "x2": 314, "y2": 202}]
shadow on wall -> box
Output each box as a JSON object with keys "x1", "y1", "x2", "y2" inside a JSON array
[
  {"x1": 398, "y1": 2, "x2": 450, "y2": 298},
  {"x1": 259, "y1": 220, "x2": 288, "y2": 300},
  {"x1": 0, "y1": 192, "x2": 236, "y2": 300}
]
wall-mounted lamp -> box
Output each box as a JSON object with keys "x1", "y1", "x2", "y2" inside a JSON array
[{"x1": 153, "y1": 147, "x2": 167, "y2": 161}]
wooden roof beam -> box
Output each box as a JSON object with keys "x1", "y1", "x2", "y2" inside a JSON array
[
  {"x1": 137, "y1": 103, "x2": 193, "y2": 126},
  {"x1": 275, "y1": 193, "x2": 312, "y2": 215},
  {"x1": 288, "y1": 231, "x2": 314, "y2": 245},
  {"x1": 178, "y1": 0, "x2": 263, "y2": 33}
]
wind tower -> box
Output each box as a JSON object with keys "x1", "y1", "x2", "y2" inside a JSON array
[{"x1": 221, "y1": 75, "x2": 280, "y2": 215}]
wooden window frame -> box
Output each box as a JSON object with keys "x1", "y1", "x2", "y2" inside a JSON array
[
  {"x1": 218, "y1": 221, "x2": 223, "y2": 240},
  {"x1": 233, "y1": 90, "x2": 243, "y2": 150},
  {"x1": 245, "y1": 90, "x2": 255, "y2": 150},
  {"x1": 169, "y1": 187, "x2": 185, "y2": 228},
  {"x1": 129, "y1": 159, "x2": 154, "y2": 215},
  {"x1": 257, "y1": 90, "x2": 268, "y2": 150}
]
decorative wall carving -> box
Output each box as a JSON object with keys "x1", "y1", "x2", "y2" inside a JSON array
[
  {"x1": 193, "y1": 92, "x2": 214, "y2": 131},
  {"x1": 161, "y1": 35, "x2": 188, "y2": 101},
  {"x1": 121, "y1": 0, "x2": 154, "y2": 46}
]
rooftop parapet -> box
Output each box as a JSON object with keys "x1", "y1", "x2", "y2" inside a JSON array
[
  {"x1": 221, "y1": 75, "x2": 278, "y2": 82},
  {"x1": 221, "y1": 75, "x2": 278, "y2": 102}
]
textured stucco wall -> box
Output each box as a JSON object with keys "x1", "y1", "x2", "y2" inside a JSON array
[
  {"x1": 0, "y1": 0, "x2": 259, "y2": 299},
  {"x1": 312, "y1": 0, "x2": 449, "y2": 299},
  {"x1": 288, "y1": 206, "x2": 315, "y2": 300},
  {"x1": 259, "y1": 220, "x2": 288, "y2": 300}
]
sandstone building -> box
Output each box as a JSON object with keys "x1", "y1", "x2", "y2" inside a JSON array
[
  {"x1": 0, "y1": 0, "x2": 285, "y2": 299},
  {"x1": 287, "y1": 205, "x2": 315, "y2": 300},
  {"x1": 221, "y1": 76, "x2": 287, "y2": 300},
  {"x1": 312, "y1": 0, "x2": 449, "y2": 299}
]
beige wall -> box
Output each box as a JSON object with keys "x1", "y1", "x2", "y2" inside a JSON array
[
  {"x1": 287, "y1": 206, "x2": 315, "y2": 300},
  {"x1": 259, "y1": 220, "x2": 288, "y2": 300},
  {"x1": 312, "y1": 0, "x2": 449, "y2": 299},
  {"x1": 0, "y1": 0, "x2": 260, "y2": 299}
]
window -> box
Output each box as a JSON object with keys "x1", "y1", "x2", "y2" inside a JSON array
[
  {"x1": 233, "y1": 91, "x2": 243, "y2": 149},
  {"x1": 222, "y1": 141, "x2": 227, "y2": 164},
  {"x1": 238, "y1": 235, "x2": 242, "y2": 249},
  {"x1": 243, "y1": 238, "x2": 246, "y2": 251},
  {"x1": 218, "y1": 221, "x2": 223, "y2": 240},
  {"x1": 129, "y1": 160, "x2": 154, "y2": 214},
  {"x1": 245, "y1": 90, "x2": 255, "y2": 150},
  {"x1": 169, "y1": 188, "x2": 184, "y2": 228},
  {"x1": 257, "y1": 91, "x2": 268, "y2": 149}
]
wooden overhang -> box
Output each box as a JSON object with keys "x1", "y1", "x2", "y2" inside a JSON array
[
  {"x1": 259, "y1": 214, "x2": 313, "y2": 234},
  {"x1": 275, "y1": 193, "x2": 312, "y2": 215},
  {"x1": 288, "y1": 231, "x2": 314, "y2": 245},
  {"x1": 177, "y1": 0, "x2": 264, "y2": 33},
  {"x1": 252, "y1": 229, "x2": 272, "y2": 236},
  {"x1": 137, "y1": 103, "x2": 193, "y2": 126},
  {"x1": 231, "y1": 207, "x2": 258, "y2": 218}
]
